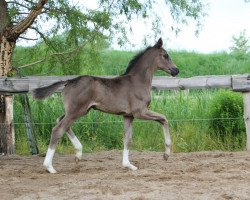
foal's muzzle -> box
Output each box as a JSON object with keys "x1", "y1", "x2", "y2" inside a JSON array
[{"x1": 170, "y1": 67, "x2": 179, "y2": 77}]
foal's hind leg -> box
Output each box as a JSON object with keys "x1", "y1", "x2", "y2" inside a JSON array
[
  {"x1": 67, "y1": 129, "x2": 82, "y2": 164},
  {"x1": 56, "y1": 116, "x2": 83, "y2": 164},
  {"x1": 43, "y1": 115, "x2": 75, "y2": 173},
  {"x1": 122, "y1": 116, "x2": 137, "y2": 170}
]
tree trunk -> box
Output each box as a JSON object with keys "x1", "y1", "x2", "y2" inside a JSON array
[{"x1": 0, "y1": 34, "x2": 16, "y2": 154}]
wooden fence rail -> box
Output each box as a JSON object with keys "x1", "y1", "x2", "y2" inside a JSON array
[
  {"x1": 0, "y1": 74, "x2": 249, "y2": 93},
  {"x1": 0, "y1": 74, "x2": 250, "y2": 152}
]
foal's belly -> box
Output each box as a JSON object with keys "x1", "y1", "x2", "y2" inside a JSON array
[{"x1": 92, "y1": 102, "x2": 131, "y2": 116}]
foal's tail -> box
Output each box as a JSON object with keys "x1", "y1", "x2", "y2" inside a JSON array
[{"x1": 32, "y1": 81, "x2": 67, "y2": 100}]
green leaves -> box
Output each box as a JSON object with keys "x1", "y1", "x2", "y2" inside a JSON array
[
  {"x1": 167, "y1": 0, "x2": 207, "y2": 35},
  {"x1": 4, "y1": 0, "x2": 208, "y2": 76},
  {"x1": 8, "y1": 7, "x2": 18, "y2": 18},
  {"x1": 89, "y1": 10, "x2": 111, "y2": 30},
  {"x1": 209, "y1": 90, "x2": 244, "y2": 142},
  {"x1": 5, "y1": 0, "x2": 207, "y2": 46},
  {"x1": 230, "y1": 30, "x2": 250, "y2": 58}
]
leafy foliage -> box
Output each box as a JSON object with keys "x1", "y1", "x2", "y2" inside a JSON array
[
  {"x1": 209, "y1": 90, "x2": 244, "y2": 143},
  {"x1": 3, "y1": 0, "x2": 207, "y2": 74},
  {"x1": 230, "y1": 30, "x2": 250, "y2": 58}
]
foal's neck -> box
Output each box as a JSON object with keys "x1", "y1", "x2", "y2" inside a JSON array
[{"x1": 127, "y1": 52, "x2": 156, "y2": 87}]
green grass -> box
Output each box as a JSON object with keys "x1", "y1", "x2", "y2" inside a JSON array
[
  {"x1": 13, "y1": 47, "x2": 250, "y2": 77},
  {"x1": 14, "y1": 90, "x2": 246, "y2": 155},
  {"x1": 95, "y1": 50, "x2": 250, "y2": 77}
]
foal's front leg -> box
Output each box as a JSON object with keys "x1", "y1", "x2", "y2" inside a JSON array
[
  {"x1": 134, "y1": 109, "x2": 171, "y2": 161},
  {"x1": 122, "y1": 116, "x2": 138, "y2": 170}
]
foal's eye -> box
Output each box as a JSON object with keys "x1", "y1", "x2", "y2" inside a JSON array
[{"x1": 163, "y1": 54, "x2": 169, "y2": 59}]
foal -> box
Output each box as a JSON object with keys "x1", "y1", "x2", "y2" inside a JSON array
[{"x1": 32, "y1": 38, "x2": 179, "y2": 173}]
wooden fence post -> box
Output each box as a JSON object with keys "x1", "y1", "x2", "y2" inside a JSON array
[
  {"x1": 243, "y1": 92, "x2": 250, "y2": 152},
  {"x1": 232, "y1": 75, "x2": 250, "y2": 152},
  {"x1": 0, "y1": 95, "x2": 15, "y2": 154}
]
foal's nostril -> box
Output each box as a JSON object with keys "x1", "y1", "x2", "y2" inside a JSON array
[
  {"x1": 175, "y1": 68, "x2": 179, "y2": 74},
  {"x1": 171, "y1": 67, "x2": 179, "y2": 76}
]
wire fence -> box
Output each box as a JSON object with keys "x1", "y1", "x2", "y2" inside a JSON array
[
  {"x1": 0, "y1": 117, "x2": 244, "y2": 125},
  {"x1": 5, "y1": 115, "x2": 246, "y2": 155}
]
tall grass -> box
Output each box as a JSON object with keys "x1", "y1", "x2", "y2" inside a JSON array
[
  {"x1": 13, "y1": 47, "x2": 250, "y2": 77},
  {"x1": 95, "y1": 50, "x2": 250, "y2": 77},
  {"x1": 14, "y1": 90, "x2": 246, "y2": 155}
]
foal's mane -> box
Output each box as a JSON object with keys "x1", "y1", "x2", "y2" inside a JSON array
[{"x1": 122, "y1": 46, "x2": 152, "y2": 75}]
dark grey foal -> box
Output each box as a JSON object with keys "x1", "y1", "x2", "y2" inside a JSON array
[{"x1": 32, "y1": 38, "x2": 179, "y2": 173}]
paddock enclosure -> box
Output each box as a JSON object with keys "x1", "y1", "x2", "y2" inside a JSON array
[
  {"x1": 0, "y1": 75, "x2": 250, "y2": 199},
  {"x1": 0, "y1": 150, "x2": 249, "y2": 200}
]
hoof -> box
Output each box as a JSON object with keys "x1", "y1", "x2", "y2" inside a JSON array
[
  {"x1": 123, "y1": 163, "x2": 138, "y2": 171},
  {"x1": 163, "y1": 153, "x2": 169, "y2": 161},
  {"x1": 75, "y1": 157, "x2": 80, "y2": 164},
  {"x1": 75, "y1": 150, "x2": 82, "y2": 164},
  {"x1": 44, "y1": 165, "x2": 57, "y2": 174}
]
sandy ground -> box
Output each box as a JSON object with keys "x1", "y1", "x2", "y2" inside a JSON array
[{"x1": 0, "y1": 150, "x2": 249, "y2": 200}]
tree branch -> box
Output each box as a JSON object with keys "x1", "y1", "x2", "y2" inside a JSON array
[
  {"x1": 9, "y1": 0, "x2": 47, "y2": 38},
  {"x1": 17, "y1": 57, "x2": 46, "y2": 69},
  {"x1": 16, "y1": 28, "x2": 104, "y2": 70},
  {"x1": 17, "y1": 43, "x2": 88, "y2": 69},
  {"x1": 23, "y1": 0, "x2": 36, "y2": 5},
  {"x1": 7, "y1": 1, "x2": 31, "y2": 10},
  {"x1": 19, "y1": 36, "x2": 38, "y2": 41},
  {"x1": 29, "y1": 26, "x2": 47, "y2": 41},
  {"x1": 29, "y1": 26, "x2": 89, "y2": 64},
  {"x1": 29, "y1": 26, "x2": 64, "y2": 59}
]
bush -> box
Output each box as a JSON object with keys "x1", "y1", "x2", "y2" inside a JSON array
[{"x1": 209, "y1": 90, "x2": 244, "y2": 140}]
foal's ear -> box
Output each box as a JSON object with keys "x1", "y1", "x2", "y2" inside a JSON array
[{"x1": 154, "y1": 38, "x2": 163, "y2": 49}]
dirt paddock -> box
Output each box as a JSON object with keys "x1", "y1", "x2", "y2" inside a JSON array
[{"x1": 0, "y1": 150, "x2": 249, "y2": 200}]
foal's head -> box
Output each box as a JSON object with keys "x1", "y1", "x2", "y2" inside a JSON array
[
  {"x1": 123, "y1": 38, "x2": 179, "y2": 77},
  {"x1": 152, "y1": 38, "x2": 179, "y2": 77}
]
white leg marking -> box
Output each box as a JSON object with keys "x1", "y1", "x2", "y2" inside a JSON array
[
  {"x1": 43, "y1": 148, "x2": 57, "y2": 173},
  {"x1": 123, "y1": 117, "x2": 137, "y2": 170},
  {"x1": 122, "y1": 149, "x2": 138, "y2": 170},
  {"x1": 163, "y1": 125, "x2": 171, "y2": 160},
  {"x1": 66, "y1": 132, "x2": 82, "y2": 161}
]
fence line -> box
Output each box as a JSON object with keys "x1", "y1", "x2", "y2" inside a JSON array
[
  {"x1": 0, "y1": 117, "x2": 244, "y2": 125},
  {"x1": 0, "y1": 74, "x2": 250, "y2": 153},
  {"x1": 0, "y1": 74, "x2": 249, "y2": 93}
]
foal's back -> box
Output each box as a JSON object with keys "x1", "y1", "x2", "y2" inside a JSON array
[{"x1": 62, "y1": 75, "x2": 138, "y2": 116}]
